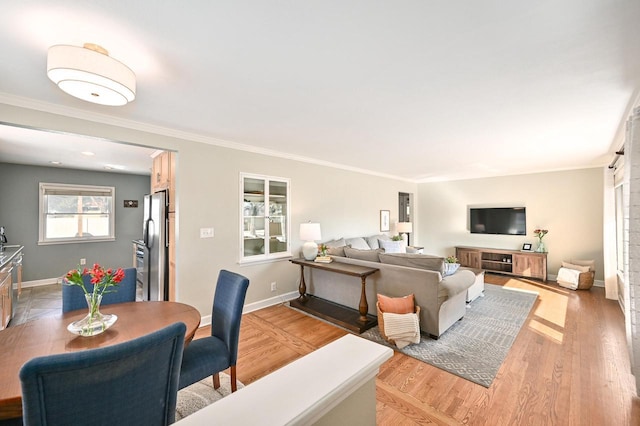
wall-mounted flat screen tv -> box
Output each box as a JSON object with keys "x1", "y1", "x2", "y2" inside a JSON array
[{"x1": 469, "y1": 207, "x2": 526, "y2": 235}]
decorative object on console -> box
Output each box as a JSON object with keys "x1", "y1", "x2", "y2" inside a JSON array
[
  {"x1": 522, "y1": 243, "x2": 533, "y2": 251},
  {"x1": 533, "y1": 228, "x2": 548, "y2": 252},
  {"x1": 397, "y1": 222, "x2": 413, "y2": 245},
  {"x1": 64, "y1": 263, "x2": 124, "y2": 336},
  {"x1": 318, "y1": 244, "x2": 328, "y2": 256},
  {"x1": 300, "y1": 222, "x2": 322, "y2": 260},
  {"x1": 47, "y1": 43, "x2": 136, "y2": 106},
  {"x1": 380, "y1": 210, "x2": 390, "y2": 232}
]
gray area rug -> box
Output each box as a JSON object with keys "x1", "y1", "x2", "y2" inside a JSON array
[
  {"x1": 361, "y1": 283, "x2": 538, "y2": 387},
  {"x1": 175, "y1": 372, "x2": 244, "y2": 421}
]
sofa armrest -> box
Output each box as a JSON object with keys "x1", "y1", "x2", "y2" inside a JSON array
[{"x1": 440, "y1": 269, "x2": 475, "y2": 297}]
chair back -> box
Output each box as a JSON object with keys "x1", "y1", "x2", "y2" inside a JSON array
[
  {"x1": 20, "y1": 322, "x2": 186, "y2": 426},
  {"x1": 62, "y1": 267, "x2": 137, "y2": 313},
  {"x1": 211, "y1": 270, "x2": 250, "y2": 366}
]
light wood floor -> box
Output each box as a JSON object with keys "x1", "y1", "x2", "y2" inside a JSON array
[{"x1": 195, "y1": 274, "x2": 640, "y2": 425}]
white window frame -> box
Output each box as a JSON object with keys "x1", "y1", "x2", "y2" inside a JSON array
[
  {"x1": 38, "y1": 182, "x2": 116, "y2": 245},
  {"x1": 239, "y1": 173, "x2": 291, "y2": 264}
]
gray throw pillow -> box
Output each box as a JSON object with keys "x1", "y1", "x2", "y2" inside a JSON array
[
  {"x1": 344, "y1": 247, "x2": 383, "y2": 262},
  {"x1": 379, "y1": 239, "x2": 407, "y2": 254},
  {"x1": 344, "y1": 237, "x2": 370, "y2": 250},
  {"x1": 379, "y1": 253, "x2": 445, "y2": 275},
  {"x1": 365, "y1": 235, "x2": 383, "y2": 249},
  {"x1": 324, "y1": 238, "x2": 347, "y2": 248}
]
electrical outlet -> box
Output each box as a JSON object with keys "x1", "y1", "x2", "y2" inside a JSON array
[
  {"x1": 200, "y1": 227, "x2": 214, "y2": 238},
  {"x1": 270, "y1": 282, "x2": 277, "y2": 292},
  {"x1": 80, "y1": 258, "x2": 86, "y2": 265}
]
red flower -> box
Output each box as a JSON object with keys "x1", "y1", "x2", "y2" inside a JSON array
[{"x1": 64, "y1": 263, "x2": 123, "y2": 298}]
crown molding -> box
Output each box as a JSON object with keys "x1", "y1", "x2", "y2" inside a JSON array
[{"x1": 0, "y1": 92, "x2": 415, "y2": 183}]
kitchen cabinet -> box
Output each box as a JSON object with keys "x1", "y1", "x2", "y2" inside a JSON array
[
  {"x1": 151, "y1": 151, "x2": 176, "y2": 212},
  {"x1": 0, "y1": 264, "x2": 12, "y2": 330},
  {"x1": 241, "y1": 174, "x2": 290, "y2": 262},
  {"x1": 168, "y1": 212, "x2": 176, "y2": 301}
]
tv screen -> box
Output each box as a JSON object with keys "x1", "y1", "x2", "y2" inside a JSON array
[{"x1": 469, "y1": 207, "x2": 526, "y2": 235}]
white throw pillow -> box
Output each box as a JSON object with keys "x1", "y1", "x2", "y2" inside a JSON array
[{"x1": 379, "y1": 239, "x2": 407, "y2": 254}]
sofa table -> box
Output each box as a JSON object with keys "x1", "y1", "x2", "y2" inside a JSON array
[{"x1": 289, "y1": 259, "x2": 379, "y2": 333}]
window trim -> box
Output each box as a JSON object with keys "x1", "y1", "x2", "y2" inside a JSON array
[
  {"x1": 239, "y1": 173, "x2": 291, "y2": 264},
  {"x1": 38, "y1": 182, "x2": 116, "y2": 245}
]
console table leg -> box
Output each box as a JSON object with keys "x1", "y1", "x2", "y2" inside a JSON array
[
  {"x1": 298, "y1": 265, "x2": 308, "y2": 302},
  {"x1": 358, "y1": 277, "x2": 368, "y2": 322}
]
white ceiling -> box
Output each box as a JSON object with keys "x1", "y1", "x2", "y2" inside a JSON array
[{"x1": 0, "y1": 1, "x2": 639, "y2": 181}]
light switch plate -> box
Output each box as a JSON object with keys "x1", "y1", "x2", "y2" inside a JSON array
[{"x1": 200, "y1": 227, "x2": 214, "y2": 238}]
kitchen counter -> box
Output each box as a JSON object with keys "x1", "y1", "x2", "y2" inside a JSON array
[{"x1": 0, "y1": 245, "x2": 23, "y2": 270}]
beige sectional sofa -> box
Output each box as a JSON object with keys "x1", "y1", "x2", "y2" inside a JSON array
[{"x1": 306, "y1": 236, "x2": 477, "y2": 338}]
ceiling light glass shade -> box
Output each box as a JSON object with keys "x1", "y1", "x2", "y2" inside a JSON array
[{"x1": 47, "y1": 44, "x2": 136, "y2": 106}]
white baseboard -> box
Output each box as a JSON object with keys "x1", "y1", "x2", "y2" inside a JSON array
[
  {"x1": 199, "y1": 290, "x2": 298, "y2": 328},
  {"x1": 17, "y1": 277, "x2": 61, "y2": 289}
]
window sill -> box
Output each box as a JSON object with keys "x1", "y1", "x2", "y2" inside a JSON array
[
  {"x1": 238, "y1": 253, "x2": 292, "y2": 266},
  {"x1": 38, "y1": 237, "x2": 116, "y2": 245}
]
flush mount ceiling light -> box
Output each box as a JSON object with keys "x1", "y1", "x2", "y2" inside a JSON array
[{"x1": 47, "y1": 43, "x2": 136, "y2": 106}]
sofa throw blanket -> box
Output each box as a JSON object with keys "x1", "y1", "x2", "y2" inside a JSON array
[
  {"x1": 557, "y1": 267, "x2": 580, "y2": 290},
  {"x1": 382, "y1": 311, "x2": 420, "y2": 349}
]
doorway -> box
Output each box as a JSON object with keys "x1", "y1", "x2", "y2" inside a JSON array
[
  {"x1": 399, "y1": 192, "x2": 411, "y2": 222},
  {"x1": 398, "y1": 192, "x2": 412, "y2": 245}
]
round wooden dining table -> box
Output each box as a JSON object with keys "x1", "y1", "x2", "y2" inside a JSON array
[{"x1": 0, "y1": 301, "x2": 201, "y2": 421}]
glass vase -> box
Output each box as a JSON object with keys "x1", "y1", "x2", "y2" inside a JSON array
[
  {"x1": 535, "y1": 240, "x2": 546, "y2": 253},
  {"x1": 67, "y1": 294, "x2": 118, "y2": 337}
]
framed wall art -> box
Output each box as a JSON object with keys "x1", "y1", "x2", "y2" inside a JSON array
[{"x1": 380, "y1": 210, "x2": 390, "y2": 232}]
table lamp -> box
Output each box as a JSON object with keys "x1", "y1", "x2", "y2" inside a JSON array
[
  {"x1": 300, "y1": 222, "x2": 322, "y2": 260},
  {"x1": 397, "y1": 222, "x2": 413, "y2": 246}
]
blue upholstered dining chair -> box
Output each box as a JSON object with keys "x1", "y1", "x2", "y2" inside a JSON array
[
  {"x1": 178, "y1": 269, "x2": 250, "y2": 392},
  {"x1": 19, "y1": 322, "x2": 186, "y2": 426},
  {"x1": 62, "y1": 267, "x2": 137, "y2": 313}
]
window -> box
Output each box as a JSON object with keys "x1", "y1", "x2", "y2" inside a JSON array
[
  {"x1": 39, "y1": 183, "x2": 115, "y2": 244},
  {"x1": 240, "y1": 173, "x2": 290, "y2": 262}
]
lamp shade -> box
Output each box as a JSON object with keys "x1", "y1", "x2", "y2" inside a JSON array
[
  {"x1": 397, "y1": 222, "x2": 413, "y2": 233},
  {"x1": 299, "y1": 222, "x2": 322, "y2": 241},
  {"x1": 47, "y1": 44, "x2": 136, "y2": 106}
]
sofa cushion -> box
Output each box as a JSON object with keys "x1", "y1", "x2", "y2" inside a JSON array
[
  {"x1": 377, "y1": 293, "x2": 415, "y2": 314},
  {"x1": 366, "y1": 234, "x2": 389, "y2": 249},
  {"x1": 344, "y1": 247, "x2": 383, "y2": 262},
  {"x1": 379, "y1": 240, "x2": 407, "y2": 254},
  {"x1": 379, "y1": 253, "x2": 445, "y2": 275},
  {"x1": 345, "y1": 237, "x2": 370, "y2": 250},
  {"x1": 324, "y1": 238, "x2": 347, "y2": 248}
]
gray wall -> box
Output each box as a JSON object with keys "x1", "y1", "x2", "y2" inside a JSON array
[{"x1": 0, "y1": 162, "x2": 150, "y2": 281}]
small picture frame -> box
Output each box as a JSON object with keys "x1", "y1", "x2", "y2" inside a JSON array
[
  {"x1": 380, "y1": 210, "x2": 390, "y2": 232},
  {"x1": 522, "y1": 243, "x2": 532, "y2": 251}
]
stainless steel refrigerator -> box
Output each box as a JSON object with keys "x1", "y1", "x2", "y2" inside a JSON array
[{"x1": 142, "y1": 191, "x2": 169, "y2": 301}]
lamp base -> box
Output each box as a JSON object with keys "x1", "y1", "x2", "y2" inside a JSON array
[{"x1": 302, "y1": 241, "x2": 318, "y2": 260}]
